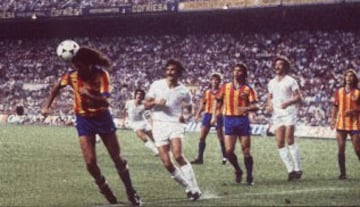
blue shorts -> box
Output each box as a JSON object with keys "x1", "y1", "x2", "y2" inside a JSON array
[
  {"x1": 201, "y1": 113, "x2": 223, "y2": 129},
  {"x1": 336, "y1": 129, "x2": 360, "y2": 136},
  {"x1": 224, "y1": 116, "x2": 251, "y2": 136},
  {"x1": 75, "y1": 110, "x2": 116, "y2": 137}
]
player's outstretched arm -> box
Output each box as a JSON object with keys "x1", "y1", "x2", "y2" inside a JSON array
[{"x1": 41, "y1": 81, "x2": 61, "y2": 117}]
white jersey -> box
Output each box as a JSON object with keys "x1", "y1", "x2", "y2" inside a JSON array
[
  {"x1": 268, "y1": 75, "x2": 300, "y2": 117},
  {"x1": 125, "y1": 99, "x2": 145, "y2": 122},
  {"x1": 147, "y1": 79, "x2": 192, "y2": 123}
]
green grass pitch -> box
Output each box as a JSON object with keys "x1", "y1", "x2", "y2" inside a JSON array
[{"x1": 0, "y1": 124, "x2": 359, "y2": 206}]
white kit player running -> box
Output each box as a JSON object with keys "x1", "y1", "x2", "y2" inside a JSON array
[
  {"x1": 144, "y1": 59, "x2": 201, "y2": 201},
  {"x1": 124, "y1": 89, "x2": 159, "y2": 156},
  {"x1": 266, "y1": 56, "x2": 303, "y2": 181}
]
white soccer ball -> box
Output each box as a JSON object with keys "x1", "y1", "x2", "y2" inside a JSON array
[{"x1": 56, "y1": 40, "x2": 80, "y2": 61}]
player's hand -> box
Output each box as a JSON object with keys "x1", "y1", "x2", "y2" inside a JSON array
[
  {"x1": 41, "y1": 107, "x2": 49, "y2": 118},
  {"x1": 330, "y1": 120, "x2": 336, "y2": 130},
  {"x1": 237, "y1": 106, "x2": 248, "y2": 114},
  {"x1": 265, "y1": 104, "x2": 273, "y2": 113},
  {"x1": 281, "y1": 102, "x2": 290, "y2": 109},
  {"x1": 155, "y1": 99, "x2": 166, "y2": 106},
  {"x1": 179, "y1": 115, "x2": 185, "y2": 123},
  {"x1": 210, "y1": 118, "x2": 216, "y2": 126},
  {"x1": 194, "y1": 114, "x2": 201, "y2": 123}
]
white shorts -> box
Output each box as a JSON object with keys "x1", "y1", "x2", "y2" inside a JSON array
[
  {"x1": 152, "y1": 121, "x2": 185, "y2": 147},
  {"x1": 271, "y1": 114, "x2": 297, "y2": 132},
  {"x1": 128, "y1": 121, "x2": 152, "y2": 132}
]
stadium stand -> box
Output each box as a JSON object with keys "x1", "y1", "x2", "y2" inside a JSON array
[
  {"x1": 1, "y1": 30, "x2": 359, "y2": 126},
  {"x1": 0, "y1": 0, "x2": 359, "y2": 127}
]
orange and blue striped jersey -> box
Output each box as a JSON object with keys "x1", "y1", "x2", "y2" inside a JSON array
[
  {"x1": 203, "y1": 89, "x2": 220, "y2": 114},
  {"x1": 59, "y1": 68, "x2": 111, "y2": 116},
  {"x1": 333, "y1": 87, "x2": 360, "y2": 130},
  {"x1": 217, "y1": 82, "x2": 258, "y2": 116}
]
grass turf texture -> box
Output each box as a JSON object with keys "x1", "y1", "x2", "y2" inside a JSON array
[{"x1": 0, "y1": 124, "x2": 359, "y2": 207}]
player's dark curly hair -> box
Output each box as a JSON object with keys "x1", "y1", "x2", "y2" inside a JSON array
[
  {"x1": 165, "y1": 59, "x2": 185, "y2": 77},
  {"x1": 134, "y1": 89, "x2": 145, "y2": 99},
  {"x1": 72, "y1": 46, "x2": 111, "y2": 68}
]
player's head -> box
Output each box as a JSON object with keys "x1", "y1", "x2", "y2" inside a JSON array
[
  {"x1": 233, "y1": 63, "x2": 248, "y2": 81},
  {"x1": 343, "y1": 68, "x2": 358, "y2": 88},
  {"x1": 210, "y1": 72, "x2": 222, "y2": 82},
  {"x1": 164, "y1": 59, "x2": 185, "y2": 78},
  {"x1": 71, "y1": 47, "x2": 111, "y2": 69},
  {"x1": 274, "y1": 56, "x2": 291, "y2": 74},
  {"x1": 210, "y1": 72, "x2": 222, "y2": 88},
  {"x1": 134, "y1": 89, "x2": 145, "y2": 100}
]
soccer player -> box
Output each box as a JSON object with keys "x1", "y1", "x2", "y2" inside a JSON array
[
  {"x1": 212, "y1": 63, "x2": 258, "y2": 185},
  {"x1": 330, "y1": 69, "x2": 360, "y2": 180},
  {"x1": 144, "y1": 59, "x2": 201, "y2": 201},
  {"x1": 123, "y1": 89, "x2": 159, "y2": 156},
  {"x1": 266, "y1": 56, "x2": 303, "y2": 181},
  {"x1": 191, "y1": 72, "x2": 227, "y2": 165},
  {"x1": 41, "y1": 47, "x2": 141, "y2": 206}
]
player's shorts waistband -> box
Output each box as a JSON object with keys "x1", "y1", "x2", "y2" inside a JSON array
[
  {"x1": 75, "y1": 110, "x2": 109, "y2": 118},
  {"x1": 224, "y1": 115, "x2": 248, "y2": 118}
]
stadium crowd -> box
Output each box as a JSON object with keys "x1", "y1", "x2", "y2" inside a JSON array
[{"x1": 0, "y1": 30, "x2": 359, "y2": 126}]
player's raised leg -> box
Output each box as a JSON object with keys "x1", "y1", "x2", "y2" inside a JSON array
[
  {"x1": 101, "y1": 132, "x2": 141, "y2": 206},
  {"x1": 157, "y1": 144, "x2": 194, "y2": 199},
  {"x1": 79, "y1": 135, "x2": 118, "y2": 204},
  {"x1": 135, "y1": 129, "x2": 159, "y2": 156}
]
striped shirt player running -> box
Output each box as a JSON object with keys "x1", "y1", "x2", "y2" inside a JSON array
[
  {"x1": 41, "y1": 46, "x2": 141, "y2": 206},
  {"x1": 330, "y1": 69, "x2": 360, "y2": 180},
  {"x1": 212, "y1": 63, "x2": 259, "y2": 185},
  {"x1": 191, "y1": 72, "x2": 227, "y2": 165}
]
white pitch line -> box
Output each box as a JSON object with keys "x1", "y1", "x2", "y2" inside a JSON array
[
  {"x1": 234, "y1": 187, "x2": 347, "y2": 197},
  {"x1": 144, "y1": 190, "x2": 222, "y2": 205}
]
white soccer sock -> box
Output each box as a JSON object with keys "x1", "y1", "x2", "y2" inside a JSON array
[
  {"x1": 144, "y1": 140, "x2": 159, "y2": 155},
  {"x1": 180, "y1": 163, "x2": 201, "y2": 193},
  {"x1": 278, "y1": 147, "x2": 294, "y2": 173},
  {"x1": 171, "y1": 167, "x2": 190, "y2": 189},
  {"x1": 288, "y1": 144, "x2": 302, "y2": 171}
]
